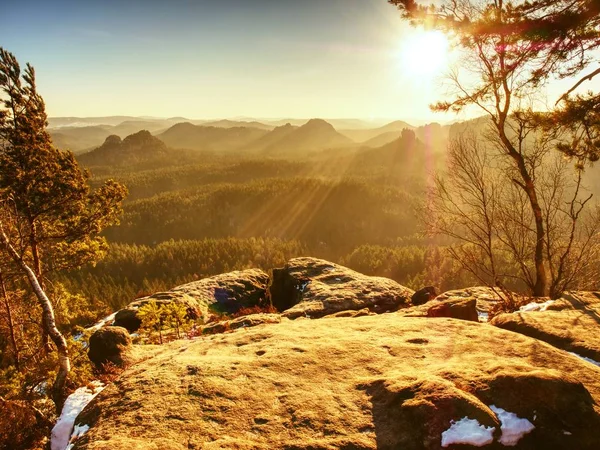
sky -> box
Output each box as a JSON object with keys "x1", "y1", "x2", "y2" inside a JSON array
[{"x1": 2, "y1": 0, "x2": 597, "y2": 123}]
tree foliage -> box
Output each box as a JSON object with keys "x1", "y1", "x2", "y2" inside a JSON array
[
  {"x1": 389, "y1": 0, "x2": 600, "y2": 296},
  {"x1": 0, "y1": 48, "x2": 126, "y2": 413}
]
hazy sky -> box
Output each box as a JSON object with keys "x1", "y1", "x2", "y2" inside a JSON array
[{"x1": 2, "y1": 0, "x2": 596, "y2": 122}]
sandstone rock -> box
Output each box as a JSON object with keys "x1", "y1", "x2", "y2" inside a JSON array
[
  {"x1": 323, "y1": 308, "x2": 374, "y2": 318},
  {"x1": 399, "y1": 286, "x2": 501, "y2": 321},
  {"x1": 491, "y1": 291, "x2": 600, "y2": 362},
  {"x1": 411, "y1": 286, "x2": 438, "y2": 305},
  {"x1": 269, "y1": 257, "x2": 413, "y2": 319},
  {"x1": 427, "y1": 298, "x2": 479, "y2": 322},
  {"x1": 75, "y1": 315, "x2": 600, "y2": 450},
  {"x1": 202, "y1": 313, "x2": 281, "y2": 334},
  {"x1": 88, "y1": 326, "x2": 132, "y2": 368},
  {"x1": 114, "y1": 269, "x2": 270, "y2": 332},
  {"x1": 113, "y1": 308, "x2": 142, "y2": 332}
]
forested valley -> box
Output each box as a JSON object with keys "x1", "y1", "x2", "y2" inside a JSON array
[{"x1": 59, "y1": 121, "x2": 469, "y2": 327}]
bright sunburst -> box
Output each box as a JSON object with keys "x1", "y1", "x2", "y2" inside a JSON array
[{"x1": 399, "y1": 29, "x2": 449, "y2": 78}]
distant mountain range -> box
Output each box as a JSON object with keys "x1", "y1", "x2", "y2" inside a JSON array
[
  {"x1": 157, "y1": 123, "x2": 268, "y2": 152},
  {"x1": 51, "y1": 115, "x2": 455, "y2": 164}
]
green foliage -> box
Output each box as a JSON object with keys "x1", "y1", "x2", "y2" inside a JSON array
[
  {"x1": 0, "y1": 47, "x2": 127, "y2": 413},
  {"x1": 137, "y1": 300, "x2": 194, "y2": 343}
]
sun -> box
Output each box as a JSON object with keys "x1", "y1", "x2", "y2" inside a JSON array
[{"x1": 399, "y1": 29, "x2": 449, "y2": 78}]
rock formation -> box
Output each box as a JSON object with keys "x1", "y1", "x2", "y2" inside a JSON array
[{"x1": 66, "y1": 259, "x2": 600, "y2": 449}]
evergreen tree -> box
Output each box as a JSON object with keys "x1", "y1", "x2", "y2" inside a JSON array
[{"x1": 0, "y1": 48, "x2": 127, "y2": 412}]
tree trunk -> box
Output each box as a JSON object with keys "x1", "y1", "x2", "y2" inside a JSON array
[
  {"x1": 0, "y1": 271, "x2": 20, "y2": 371},
  {"x1": 497, "y1": 124, "x2": 548, "y2": 297},
  {"x1": 28, "y1": 219, "x2": 52, "y2": 353},
  {"x1": 0, "y1": 222, "x2": 70, "y2": 413}
]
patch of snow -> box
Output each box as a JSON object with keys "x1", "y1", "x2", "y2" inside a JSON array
[
  {"x1": 323, "y1": 266, "x2": 336, "y2": 273},
  {"x1": 477, "y1": 311, "x2": 489, "y2": 322},
  {"x1": 51, "y1": 381, "x2": 105, "y2": 450},
  {"x1": 65, "y1": 424, "x2": 90, "y2": 450},
  {"x1": 441, "y1": 417, "x2": 494, "y2": 447},
  {"x1": 568, "y1": 352, "x2": 600, "y2": 367},
  {"x1": 490, "y1": 405, "x2": 535, "y2": 446},
  {"x1": 519, "y1": 299, "x2": 555, "y2": 312}
]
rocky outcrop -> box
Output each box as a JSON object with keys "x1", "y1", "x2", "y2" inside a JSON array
[
  {"x1": 268, "y1": 257, "x2": 413, "y2": 319},
  {"x1": 491, "y1": 291, "x2": 600, "y2": 361},
  {"x1": 112, "y1": 308, "x2": 141, "y2": 333},
  {"x1": 72, "y1": 314, "x2": 600, "y2": 450},
  {"x1": 400, "y1": 286, "x2": 502, "y2": 321},
  {"x1": 427, "y1": 298, "x2": 479, "y2": 322},
  {"x1": 88, "y1": 327, "x2": 132, "y2": 368},
  {"x1": 411, "y1": 286, "x2": 438, "y2": 306},
  {"x1": 114, "y1": 269, "x2": 270, "y2": 332}
]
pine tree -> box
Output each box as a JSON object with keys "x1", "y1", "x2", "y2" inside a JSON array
[{"x1": 0, "y1": 48, "x2": 127, "y2": 412}]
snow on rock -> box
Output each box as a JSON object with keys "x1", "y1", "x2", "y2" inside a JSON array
[
  {"x1": 65, "y1": 424, "x2": 90, "y2": 450},
  {"x1": 569, "y1": 352, "x2": 600, "y2": 367},
  {"x1": 51, "y1": 381, "x2": 105, "y2": 450},
  {"x1": 519, "y1": 299, "x2": 555, "y2": 312},
  {"x1": 490, "y1": 405, "x2": 535, "y2": 446},
  {"x1": 74, "y1": 312, "x2": 118, "y2": 342},
  {"x1": 87, "y1": 312, "x2": 117, "y2": 332},
  {"x1": 441, "y1": 417, "x2": 495, "y2": 447}
]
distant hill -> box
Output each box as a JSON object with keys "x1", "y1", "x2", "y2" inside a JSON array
[
  {"x1": 243, "y1": 123, "x2": 298, "y2": 152},
  {"x1": 49, "y1": 118, "x2": 185, "y2": 153},
  {"x1": 260, "y1": 119, "x2": 353, "y2": 155},
  {"x1": 340, "y1": 120, "x2": 415, "y2": 143},
  {"x1": 362, "y1": 131, "x2": 403, "y2": 148},
  {"x1": 202, "y1": 119, "x2": 274, "y2": 130},
  {"x1": 157, "y1": 123, "x2": 268, "y2": 152},
  {"x1": 48, "y1": 116, "x2": 159, "y2": 128},
  {"x1": 50, "y1": 125, "x2": 114, "y2": 154},
  {"x1": 78, "y1": 130, "x2": 169, "y2": 166}
]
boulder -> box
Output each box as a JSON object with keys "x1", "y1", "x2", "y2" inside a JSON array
[
  {"x1": 491, "y1": 291, "x2": 600, "y2": 361},
  {"x1": 75, "y1": 314, "x2": 600, "y2": 450},
  {"x1": 113, "y1": 308, "x2": 142, "y2": 332},
  {"x1": 411, "y1": 286, "x2": 438, "y2": 305},
  {"x1": 399, "y1": 286, "x2": 502, "y2": 321},
  {"x1": 427, "y1": 298, "x2": 479, "y2": 322},
  {"x1": 268, "y1": 257, "x2": 413, "y2": 319},
  {"x1": 88, "y1": 326, "x2": 132, "y2": 368}
]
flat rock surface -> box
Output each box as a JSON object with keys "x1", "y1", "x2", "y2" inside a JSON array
[
  {"x1": 491, "y1": 291, "x2": 600, "y2": 361},
  {"x1": 73, "y1": 314, "x2": 600, "y2": 450},
  {"x1": 271, "y1": 257, "x2": 413, "y2": 319}
]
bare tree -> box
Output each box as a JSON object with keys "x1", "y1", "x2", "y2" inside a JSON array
[{"x1": 427, "y1": 122, "x2": 600, "y2": 301}]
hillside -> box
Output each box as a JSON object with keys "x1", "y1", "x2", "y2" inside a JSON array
[
  {"x1": 340, "y1": 120, "x2": 415, "y2": 142},
  {"x1": 261, "y1": 119, "x2": 354, "y2": 155},
  {"x1": 49, "y1": 118, "x2": 185, "y2": 153},
  {"x1": 157, "y1": 123, "x2": 268, "y2": 152},
  {"x1": 77, "y1": 130, "x2": 170, "y2": 166}
]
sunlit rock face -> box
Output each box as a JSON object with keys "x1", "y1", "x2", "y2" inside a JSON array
[{"x1": 73, "y1": 312, "x2": 600, "y2": 449}]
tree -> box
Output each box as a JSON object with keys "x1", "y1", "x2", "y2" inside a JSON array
[
  {"x1": 426, "y1": 131, "x2": 600, "y2": 299},
  {"x1": 390, "y1": 0, "x2": 600, "y2": 296},
  {"x1": 0, "y1": 48, "x2": 127, "y2": 412}
]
